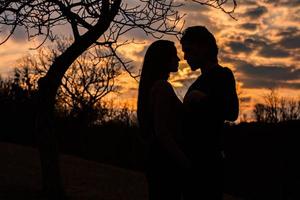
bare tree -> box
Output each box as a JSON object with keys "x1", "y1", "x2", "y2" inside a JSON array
[
  {"x1": 253, "y1": 90, "x2": 300, "y2": 123},
  {"x1": 263, "y1": 89, "x2": 280, "y2": 123},
  {"x1": 190, "y1": 0, "x2": 237, "y2": 19},
  {"x1": 253, "y1": 103, "x2": 267, "y2": 123},
  {"x1": 0, "y1": 0, "x2": 237, "y2": 198},
  {"x1": 18, "y1": 37, "x2": 121, "y2": 125},
  {"x1": 279, "y1": 97, "x2": 300, "y2": 121}
]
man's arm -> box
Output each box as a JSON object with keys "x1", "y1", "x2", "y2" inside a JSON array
[{"x1": 220, "y1": 68, "x2": 239, "y2": 121}]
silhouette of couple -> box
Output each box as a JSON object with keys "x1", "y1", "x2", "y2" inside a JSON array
[{"x1": 137, "y1": 26, "x2": 239, "y2": 200}]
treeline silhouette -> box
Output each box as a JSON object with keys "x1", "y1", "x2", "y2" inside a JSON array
[
  {"x1": 253, "y1": 90, "x2": 300, "y2": 123},
  {"x1": 227, "y1": 90, "x2": 300, "y2": 199},
  {"x1": 0, "y1": 71, "x2": 143, "y2": 170},
  {"x1": 224, "y1": 120, "x2": 300, "y2": 200},
  {"x1": 1, "y1": 71, "x2": 300, "y2": 199}
]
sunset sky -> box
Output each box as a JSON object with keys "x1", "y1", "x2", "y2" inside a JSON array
[{"x1": 0, "y1": 0, "x2": 299, "y2": 120}]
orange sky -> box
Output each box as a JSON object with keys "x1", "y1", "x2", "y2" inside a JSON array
[{"x1": 0, "y1": 0, "x2": 299, "y2": 121}]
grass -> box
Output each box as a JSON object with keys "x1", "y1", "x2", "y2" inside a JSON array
[
  {"x1": 0, "y1": 142, "x2": 147, "y2": 200},
  {"x1": 0, "y1": 142, "x2": 243, "y2": 200}
]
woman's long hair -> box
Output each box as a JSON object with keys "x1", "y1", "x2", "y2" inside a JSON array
[{"x1": 137, "y1": 40, "x2": 176, "y2": 139}]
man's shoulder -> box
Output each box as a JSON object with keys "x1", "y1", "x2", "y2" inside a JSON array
[
  {"x1": 216, "y1": 65, "x2": 233, "y2": 74},
  {"x1": 214, "y1": 66, "x2": 235, "y2": 80}
]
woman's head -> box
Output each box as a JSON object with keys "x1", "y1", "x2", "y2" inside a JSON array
[
  {"x1": 137, "y1": 40, "x2": 179, "y2": 137},
  {"x1": 141, "y1": 40, "x2": 180, "y2": 80}
]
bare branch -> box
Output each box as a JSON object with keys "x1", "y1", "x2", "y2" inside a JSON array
[{"x1": 190, "y1": 0, "x2": 237, "y2": 19}]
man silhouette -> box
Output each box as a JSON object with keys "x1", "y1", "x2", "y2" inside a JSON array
[{"x1": 180, "y1": 26, "x2": 239, "y2": 200}]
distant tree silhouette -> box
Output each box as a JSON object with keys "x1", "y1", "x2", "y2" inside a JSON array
[
  {"x1": 0, "y1": 72, "x2": 36, "y2": 145},
  {"x1": 0, "y1": 0, "x2": 237, "y2": 198},
  {"x1": 18, "y1": 37, "x2": 121, "y2": 126},
  {"x1": 253, "y1": 103, "x2": 268, "y2": 123},
  {"x1": 253, "y1": 90, "x2": 300, "y2": 123},
  {"x1": 279, "y1": 97, "x2": 300, "y2": 122}
]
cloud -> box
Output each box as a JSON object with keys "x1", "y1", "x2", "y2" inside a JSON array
[
  {"x1": 263, "y1": 0, "x2": 300, "y2": 7},
  {"x1": 234, "y1": 60, "x2": 300, "y2": 88},
  {"x1": 244, "y1": 36, "x2": 268, "y2": 48},
  {"x1": 124, "y1": 28, "x2": 151, "y2": 41},
  {"x1": 0, "y1": 25, "x2": 27, "y2": 43},
  {"x1": 243, "y1": 6, "x2": 268, "y2": 19},
  {"x1": 240, "y1": 96, "x2": 252, "y2": 103},
  {"x1": 242, "y1": 78, "x2": 300, "y2": 89},
  {"x1": 240, "y1": 23, "x2": 259, "y2": 31},
  {"x1": 275, "y1": 27, "x2": 300, "y2": 49},
  {"x1": 258, "y1": 44, "x2": 290, "y2": 58},
  {"x1": 11, "y1": 26, "x2": 27, "y2": 42},
  {"x1": 179, "y1": 2, "x2": 228, "y2": 34},
  {"x1": 239, "y1": 62, "x2": 300, "y2": 81},
  {"x1": 241, "y1": 0, "x2": 259, "y2": 5},
  {"x1": 227, "y1": 41, "x2": 252, "y2": 53},
  {"x1": 276, "y1": 27, "x2": 299, "y2": 37},
  {"x1": 179, "y1": 2, "x2": 211, "y2": 13},
  {"x1": 292, "y1": 9, "x2": 300, "y2": 21},
  {"x1": 278, "y1": 34, "x2": 300, "y2": 49},
  {"x1": 224, "y1": 34, "x2": 293, "y2": 58}
]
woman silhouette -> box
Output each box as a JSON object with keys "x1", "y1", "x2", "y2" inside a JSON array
[{"x1": 137, "y1": 40, "x2": 190, "y2": 200}]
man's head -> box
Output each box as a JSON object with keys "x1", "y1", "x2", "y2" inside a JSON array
[{"x1": 180, "y1": 26, "x2": 218, "y2": 71}]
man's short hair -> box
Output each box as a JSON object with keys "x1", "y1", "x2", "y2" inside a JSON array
[{"x1": 180, "y1": 26, "x2": 218, "y2": 61}]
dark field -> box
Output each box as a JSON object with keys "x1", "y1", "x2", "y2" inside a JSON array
[{"x1": 1, "y1": 120, "x2": 300, "y2": 199}]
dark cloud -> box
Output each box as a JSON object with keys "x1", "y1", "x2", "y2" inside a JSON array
[
  {"x1": 183, "y1": 11, "x2": 222, "y2": 34},
  {"x1": 240, "y1": 23, "x2": 259, "y2": 31},
  {"x1": 276, "y1": 27, "x2": 299, "y2": 37},
  {"x1": 227, "y1": 41, "x2": 252, "y2": 53},
  {"x1": 244, "y1": 36, "x2": 268, "y2": 48},
  {"x1": 12, "y1": 27, "x2": 27, "y2": 42},
  {"x1": 240, "y1": 96, "x2": 252, "y2": 103},
  {"x1": 263, "y1": 0, "x2": 300, "y2": 7},
  {"x1": 226, "y1": 35, "x2": 292, "y2": 58},
  {"x1": 0, "y1": 25, "x2": 27, "y2": 42},
  {"x1": 241, "y1": 0, "x2": 259, "y2": 5},
  {"x1": 238, "y1": 62, "x2": 300, "y2": 81},
  {"x1": 279, "y1": 34, "x2": 300, "y2": 49},
  {"x1": 242, "y1": 78, "x2": 300, "y2": 89},
  {"x1": 276, "y1": 27, "x2": 300, "y2": 49},
  {"x1": 225, "y1": 36, "x2": 270, "y2": 56},
  {"x1": 259, "y1": 44, "x2": 290, "y2": 58},
  {"x1": 243, "y1": 6, "x2": 268, "y2": 19},
  {"x1": 235, "y1": 60, "x2": 300, "y2": 89},
  {"x1": 180, "y1": 2, "x2": 211, "y2": 13},
  {"x1": 114, "y1": 85, "x2": 125, "y2": 91}
]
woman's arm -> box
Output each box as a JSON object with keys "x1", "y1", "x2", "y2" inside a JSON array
[{"x1": 151, "y1": 81, "x2": 191, "y2": 169}]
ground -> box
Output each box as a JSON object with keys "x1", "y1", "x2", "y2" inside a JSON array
[{"x1": 0, "y1": 142, "x2": 241, "y2": 200}]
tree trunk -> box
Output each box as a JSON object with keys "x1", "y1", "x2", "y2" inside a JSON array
[
  {"x1": 34, "y1": 2, "x2": 121, "y2": 198},
  {"x1": 35, "y1": 77, "x2": 65, "y2": 199}
]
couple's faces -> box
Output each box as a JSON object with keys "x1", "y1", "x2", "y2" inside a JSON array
[
  {"x1": 168, "y1": 46, "x2": 180, "y2": 72},
  {"x1": 182, "y1": 42, "x2": 206, "y2": 71}
]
